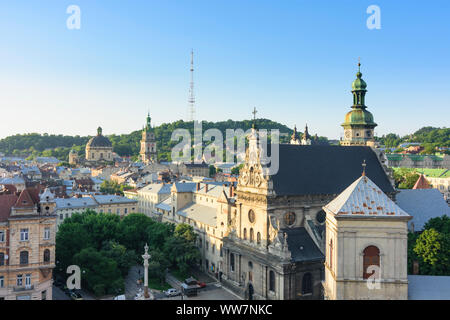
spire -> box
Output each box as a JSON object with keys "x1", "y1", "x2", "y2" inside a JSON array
[
  {"x1": 145, "y1": 111, "x2": 151, "y2": 131},
  {"x1": 97, "y1": 127, "x2": 102, "y2": 136},
  {"x1": 252, "y1": 107, "x2": 258, "y2": 129},
  {"x1": 188, "y1": 49, "x2": 195, "y2": 121},
  {"x1": 362, "y1": 159, "x2": 366, "y2": 176}
]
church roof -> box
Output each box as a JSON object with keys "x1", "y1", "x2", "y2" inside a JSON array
[
  {"x1": 268, "y1": 145, "x2": 394, "y2": 196},
  {"x1": 396, "y1": 189, "x2": 449, "y2": 231},
  {"x1": 87, "y1": 135, "x2": 112, "y2": 148},
  {"x1": 283, "y1": 227, "x2": 324, "y2": 262},
  {"x1": 413, "y1": 174, "x2": 431, "y2": 189},
  {"x1": 323, "y1": 175, "x2": 409, "y2": 218}
]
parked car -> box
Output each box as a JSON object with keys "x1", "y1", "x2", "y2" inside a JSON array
[
  {"x1": 114, "y1": 294, "x2": 126, "y2": 300},
  {"x1": 70, "y1": 291, "x2": 83, "y2": 300},
  {"x1": 197, "y1": 282, "x2": 206, "y2": 288},
  {"x1": 185, "y1": 277, "x2": 206, "y2": 289},
  {"x1": 164, "y1": 288, "x2": 180, "y2": 297},
  {"x1": 181, "y1": 283, "x2": 198, "y2": 297}
]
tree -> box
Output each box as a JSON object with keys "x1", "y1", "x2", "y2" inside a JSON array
[
  {"x1": 423, "y1": 215, "x2": 450, "y2": 235},
  {"x1": 118, "y1": 213, "x2": 156, "y2": 253},
  {"x1": 414, "y1": 228, "x2": 450, "y2": 275},
  {"x1": 174, "y1": 223, "x2": 197, "y2": 243},
  {"x1": 73, "y1": 247, "x2": 123, "y2": 296}
]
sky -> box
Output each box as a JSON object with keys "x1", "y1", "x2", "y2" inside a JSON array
[{"x1": 0, "y1": 0, "x2": 449, "y2": 139}]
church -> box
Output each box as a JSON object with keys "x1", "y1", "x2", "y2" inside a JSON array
[{"x1": 220, "y1": 63, "x2": 409, "y2": 300}]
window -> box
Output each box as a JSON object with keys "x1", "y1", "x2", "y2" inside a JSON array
[
  {"x1": 124, "y1": 208, "x2": 128, "y2": 214},
  {"x1": 250, "y1": 228, "x2": 254, "y2": 242},
  {"x1": 220, "y1": 244, "x2": 223, "y2": 257},
  {"x1": 44, "y1": 227, "x2": 50, "y2": 240},
  {"x1": 0, "y1": 231, "x2": 5, "y2": 242},
  {"x1": 25, "y1": 274, "x2": 31, "y2": 287},
  {"x1": 0, "y1": 253, "x2": 4, "y2": 266},
  {"x1": 363, "y1": 246, "x2": 380, "y2": 280},
  {"x1": 329, "y1": 239, "x2": 333, "y2": 269},
  {"x1": 284, "y1": 212, "x2": 296, "y2": 226},
  {"x1": 269, "y1": 271, "x2": 275, "y2": 292},
  {"x1": 41, "y1": 290, "x2": 47, "y2": 300},
  {"x1": 243, "y1": 228, "x2": 247, "y2": 240},
  {"x1": 302, "y1": 273, "x2": 313, "y2": 294},
  {"x1": 316, "y1": 210, "x2": 326, "y2": 224},
  {"x1": 59, "y1": 214, "x2": 63, "y2": 220},
  {"x1": 20, "y1": 251, "x2": 29, "y2": 265},
  {"x1": 17, "y1": 274, "x2": 23, "y2": 286},
  {"x1": 248, "y1": 210, "x2": 255, "y2": 223},
  {"x1": 257, "y1": 232, "x2": 261, "y2": 245},
  {"x1": 230, "y1": 253, "x2": 235, "y2": 272},
  {"x1": 20, "y1": 229, "x2": 29, "y2": 241},
  {"x1": 116, "y1": 208, "x2": 120, "y2": 215},
  {"x1": 212, "y1": 244, "x2": 215, "y2": 254},
  {"x1": 0, "y1": 276, "x2": 4, "y2": 288},
  {"x1": 43, "y1": 249, "x2": 50, "y2": 263}
]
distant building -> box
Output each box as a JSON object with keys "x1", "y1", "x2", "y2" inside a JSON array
[
  {"x1": 140, "y1": 113, "x2": 157, "y2": 164},
  {"x1": 386, "y1": 154, "x2": 449, "y2": 169},
  {"x1": 85, "y1": 127, "x2": 113, "y2": 162},
  {"x1": 179, "y1": 162, "x2": 209, "y2": 178}
]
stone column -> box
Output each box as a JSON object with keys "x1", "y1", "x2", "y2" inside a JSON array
[{"x1": 142, "y1": 243, "x2": 151, "y2": 299}]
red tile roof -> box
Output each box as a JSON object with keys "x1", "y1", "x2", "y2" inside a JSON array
[
  {"x1": 0, "y1": 193, "x2": 18, "y2": 222},
  {"x1": 14, "y1": 189, "x2": 36, "y2": 208},
  {"x1": 413, "y1": 174, "x2": 431, "y2": 189}
]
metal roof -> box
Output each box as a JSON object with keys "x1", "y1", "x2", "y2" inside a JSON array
[{"x1": 324, "y1": 175, "x2": 410, "y2": 217}]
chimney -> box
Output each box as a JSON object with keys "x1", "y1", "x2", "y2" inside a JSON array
[
  {"x1": 205, "y1": 184, "x2": 208, "y2": 193},
  {"x1": 413, "y1": 261, "x2": 419, "y2": 275},
  {"x1": 196, "y1": 182, "x2": 200, "y2": 191}
]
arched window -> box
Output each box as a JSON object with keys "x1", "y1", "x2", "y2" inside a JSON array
[
  {"x1": 363, "y1": 246, "x2": 380, "y2": 279},
  {"x1": 269, "y1": 271, "x2": 275, "y2": 292},
  {"x1": 243, "y1": 228, "x2": 247, "y2": 240},
  {"x1": 257, "y1": 232, "x2": 261, "y2": 245},
  {"x1": 20, "y1": 251, "x2": 28, "y2": 265},
  {"x1": 250, "y1": 228, "x2": 254, "y2": 242},
  {"x1": 43, "y1": 249, "x2": 50, "y2": 263},
  {"x1": 230, "y1": 253, "x2": 235, "y2": 272},
  {"x1": 329, "y1": 239, "x2": 333, "y2": 269},
  {"x1": 302, "y1": 273, "x2": 313, "y2": 294},
  {"x1": 316, "y1": 210, "x2": 326, "y2": 224}
]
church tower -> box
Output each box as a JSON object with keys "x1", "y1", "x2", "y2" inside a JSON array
[
  {"x1": 340, "y1": 62, "x2": 377, "y2": 146},
  {"x1": 290, "y1": 125, "x2": 300, "y2": 145},
  {"x1": 301, "y1": 123, "x2": 312, "y2": 145},
  {"x1": 140, "y1": 112, "x2": 157, "y2": 164}
]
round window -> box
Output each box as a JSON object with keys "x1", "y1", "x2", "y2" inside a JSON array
[
  {"x1": 284, "y1": 212, "x2": 296, "y2": 226},
  {"x1": 248, "y1": 210, "x2": 255, "y2": 223},
  {"x1": 316, "y1": 210, "x2": 326, "y2": 224}
]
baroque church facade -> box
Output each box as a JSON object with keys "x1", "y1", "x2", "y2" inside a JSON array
[{"x1": 220, "y1": 63, "x2": 405, "y2": 300}]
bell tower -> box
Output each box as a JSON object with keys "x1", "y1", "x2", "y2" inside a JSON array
[
  {"x1": 140, "y1": 112, "x2": 158, "y2": 164},
  {"x1": 340, "y1": 60, "x2": 377, "y2": 146}
]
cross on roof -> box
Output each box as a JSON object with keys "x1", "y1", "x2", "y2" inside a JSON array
[
  {"x1": 362, "y1": 159, "x2": 367, "y2": 176},
  {"x1": 252, "y1": 107, "x2": 257, "y2": 120}
]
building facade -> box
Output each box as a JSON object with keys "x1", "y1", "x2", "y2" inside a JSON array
[
  {"x1": 322, "y1": 175, "x2": 411, "y2": 300},
  {"x1": 0, "y1": 188, "x2": 57, "y2": 300}
]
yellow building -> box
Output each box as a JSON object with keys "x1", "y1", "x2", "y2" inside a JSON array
[
  {"x1": 85, "y1": 127, "x2": 113, "y2": 162},
  {"x1": 322, "y1": 174, "x2": 411, "y2": 300},
  {"x1": 0, "y1": 188, "x2": 57, "y2": 300}
]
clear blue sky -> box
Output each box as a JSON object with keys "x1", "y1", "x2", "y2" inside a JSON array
[{"x1": 0, "y1": 0, "x2": 449, "y2": 139}]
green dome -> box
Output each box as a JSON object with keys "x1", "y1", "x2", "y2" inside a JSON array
[
  {"x1": 352, "y1": 71, "x2": 367, "y2": 90},
  {"x1": 342, "y1": 108, "x2": 376, "y2": 127}
]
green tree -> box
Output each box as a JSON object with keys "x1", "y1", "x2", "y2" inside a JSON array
[{"x1": 414, "y1": 228, "x2": 450, "y2": 275}]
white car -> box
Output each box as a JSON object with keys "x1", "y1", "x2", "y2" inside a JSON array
[
  {"x1": 114, "y1": 295, "x2": 126, "y2": 300},
  {"x1": 164, "y1": 288, "x2": 180, "y2": 297}
]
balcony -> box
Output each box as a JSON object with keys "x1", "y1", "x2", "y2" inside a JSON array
[{"x1": 13, "y1": 285, "x2": 34, "y2": 292}]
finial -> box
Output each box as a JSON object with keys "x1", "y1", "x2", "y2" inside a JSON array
[
  {"x1": 362, "y1": 159, "x2": 366, "y2": 176},
  {"x1": 252, "y1": 107, "x2": 258, "y2": 128}
]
